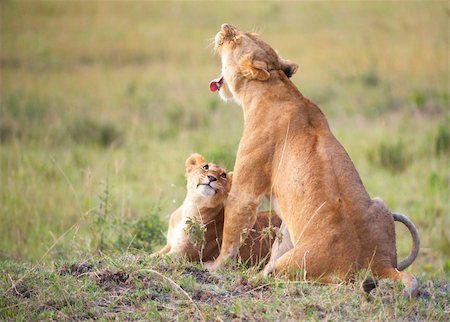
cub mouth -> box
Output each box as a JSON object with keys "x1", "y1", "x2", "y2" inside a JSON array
[
  {"x1": 197, "y1": 183, "x2": 218, "y2": 193},
  {"x1": 209, "y1": 76, "x2": 223, "y2": 92}
]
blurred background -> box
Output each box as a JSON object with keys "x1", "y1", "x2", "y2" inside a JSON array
[{"x1": 0, "y1": 2, "x2": 448, "y2": 278}]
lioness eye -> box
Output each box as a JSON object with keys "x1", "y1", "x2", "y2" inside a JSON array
[
  {"x1": 220, "y1": 173, "x2": 227, "y2": 179},
  {"x1": 202, "y1": 164, "x2": 209, "y2": 171}
]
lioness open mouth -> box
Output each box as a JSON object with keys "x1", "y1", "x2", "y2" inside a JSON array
[{"x1": 209, "y1": 76, "x2": 223, "y2": 92}]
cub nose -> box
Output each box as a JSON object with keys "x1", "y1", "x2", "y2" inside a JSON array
[{"x1": 208, "y1": 175, "x2": 217, "y2": 182}]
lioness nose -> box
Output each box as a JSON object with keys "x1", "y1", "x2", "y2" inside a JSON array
[{"x1": 208, "y1": 175, "x2": 217, "y2": 182}]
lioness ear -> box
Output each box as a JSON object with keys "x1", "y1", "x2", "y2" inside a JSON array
[
  {"x1": 240, "y1": 54, "x2": 270, "y2": 81},
  {"x1": 185, "y1": 153, "x2": 205, "y2": 174},
  {"x1": 226, "y1": 171, "x2": 233, "y2": 191},
  {"x1": 279, "y1": 58, "x2": 299, "y2": 78}
]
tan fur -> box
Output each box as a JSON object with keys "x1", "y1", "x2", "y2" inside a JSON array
[
  {"x1": 207, "y1": 24, "x2": 419, "y2": 296},
  {"x1": 153, "y1": 153, "x2": 281, "y2": 266}
]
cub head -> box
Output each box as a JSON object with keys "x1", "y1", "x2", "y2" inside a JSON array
[
  {"x1": 209, "y1": 24, "x2": 298, "y2": 102},
  {"x1": 185, "y1": 153, "x2": 232, "y2": 207}
]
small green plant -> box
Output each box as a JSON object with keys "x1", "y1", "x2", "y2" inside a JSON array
[
  {"x1": 207, "y1": 96, "x2": 220, "y2": 113},
  {"x1": 368, "y1": 140, "x2": 410, "y2": 173},
  {"x1": 184, "y1": 217, "x2": 206, "y2": 248},
  {"x1": 435, "y1": 123, "x2": 449, "y2": 156},
  {"x1": 239, "y1": 227, "x2": 254, "y2": 246},
  {"x1": 89, "y1": 196, "x2": 167, "y2": 254},
  {"x1": 443, "y1": 259, "x2": 450, "y2": 275},
  {"x1": 164, "y1": 104, "x2": 184, "y2": 127},
  {"x1": 157, "y1": 126, "x2": 180, "y2": 140},
  {"x1": 260, "y1": 221, "x2": 282, "y2": 244},
  {"x1": 68, "y1": 117, "x2": 123, "y2": 147},
  {"x1": 0, "y1": 117, "x2": 17, "y2": 143},
  {"x1": 0, "y1": 92, "x2": 50, "y2": 143},
  {"x1": 93, "y1": 179, "x2": 112, "y2": 253},
  {"x1": 184, "y1": 216, "x2": 206, "y2": 261},
  {"x1": 361, "y1": 68, "x2": 380, "y2": 87},
  {"x1": 128, "y1": 208, "x2": 166, "y2": 252},
  {"x1": 115, "y1": 207, "x2": 166, "y2": 253},
  {"x1": 409, "y1": 89, "x2": 427, "y2": 108}
]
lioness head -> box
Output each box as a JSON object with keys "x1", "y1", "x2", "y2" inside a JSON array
[
  {"x1": 209, "y1": 24, "x2": 298, "y2": 102},
  {"x1": 185, "y1": 153, "x2": 232, "y2": 207}
]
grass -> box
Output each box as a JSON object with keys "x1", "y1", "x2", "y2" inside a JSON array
[
  {"x1": 0, "y1": 1, "x2": 449, "y2": 319},
  {"x1": 1, "y1": 252, "x2": 448, "y2": 320}
]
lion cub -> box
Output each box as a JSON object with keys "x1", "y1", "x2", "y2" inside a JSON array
[{"x1": 153, "y1": 153, "x2": 281, "y2": 266}]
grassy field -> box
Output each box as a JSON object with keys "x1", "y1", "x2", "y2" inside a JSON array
[
  {"x1": 0, "y1": 1, "x2": 449, "y2": 319},
  {"x1": 1, "y1": 252, "x2": 448, "y2": 320}
]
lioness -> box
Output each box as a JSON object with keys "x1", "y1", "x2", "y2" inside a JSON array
[
  {"x1": 263, "y1": 212, "x2": 419, "y2": 285},
  {"x1": 153, "y1": 153, "x2": 281, "y2": 266},
  {"x1": 207, "y1": 24, "x2": 420, "y2": 296}
]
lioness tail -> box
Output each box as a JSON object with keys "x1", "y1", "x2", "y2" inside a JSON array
[{"x1": 393, "y1": 212, "x2": 420, "y2": 271}]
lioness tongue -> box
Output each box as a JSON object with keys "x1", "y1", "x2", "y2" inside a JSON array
[{"x1": 209, "y1": 76, "x2": 223, "y2": 92}]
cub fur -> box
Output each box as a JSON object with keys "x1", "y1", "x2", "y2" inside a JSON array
[{"x1": 153, "y1": 153, "x2": 281, "y2": 266}]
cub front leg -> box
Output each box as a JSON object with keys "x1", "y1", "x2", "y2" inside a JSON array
[{"x1": 151, "y1": 244, "x2": 171, "y2": 257}]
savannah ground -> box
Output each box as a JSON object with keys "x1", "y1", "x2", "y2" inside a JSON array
[{"x1": 0, "y1": 1, "x2": 449, "y2": 320}]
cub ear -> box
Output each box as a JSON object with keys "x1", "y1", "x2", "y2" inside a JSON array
[
  {"x1": 279, "y1": 58, "x2": 299, "y2": 78},
  {"x1": 185, "y1": 153, "x2": 205, "y2": 173},
  {"x1": 240, "y1": 54, "x2": 270, "y2": 81},
  {"x1": 226, "y1": 171, "x2": 233, "y2": 191}
]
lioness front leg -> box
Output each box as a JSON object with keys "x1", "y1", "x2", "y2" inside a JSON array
[{"x1": 205, "y1": 192, "x2": 263, "y2": 271}]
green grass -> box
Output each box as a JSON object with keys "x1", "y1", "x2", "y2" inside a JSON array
[
  {"x1": 1, "y1": 252, "x2": 448, "y2": 320},
  {"x1": 0, "y1": 1, "x2": 449, "y2": 317}
]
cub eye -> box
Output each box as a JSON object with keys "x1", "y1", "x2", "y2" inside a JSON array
[
  {"x1": 202, "y1": 164, "x2": 209, "y2": 171},
  {"x1": 220, "y1": 172, "x2": 227, "y2": 179}
]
